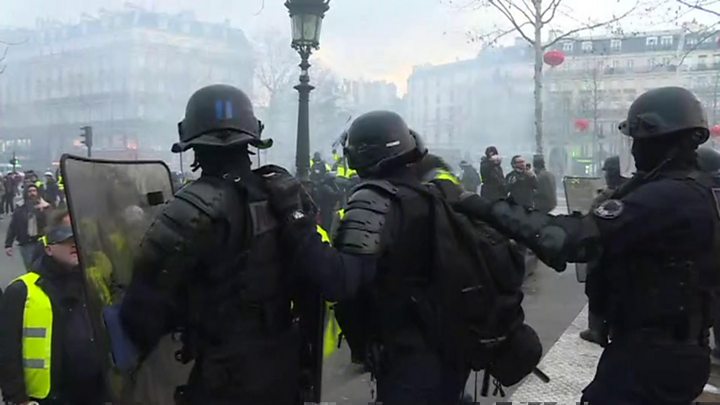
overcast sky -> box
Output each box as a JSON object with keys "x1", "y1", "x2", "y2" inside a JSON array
[{"x1": 0, "y1": 0, "x2": 708, "y2": 92}]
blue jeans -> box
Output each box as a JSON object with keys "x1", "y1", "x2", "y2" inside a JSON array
[{"x1": 19, "y1": 241, "x2": 41, "y2": 271}]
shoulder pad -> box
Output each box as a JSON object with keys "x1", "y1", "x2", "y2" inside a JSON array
[
  {"x1": 349, "y1": 180, "x2": 398, "y2": 197},
  {"x1": 175, "y1": 177, "x2": 226, "y2": 219},
  {"x1": 335, "y1": 184, "x2": 395, "y2": 255},
  {"x1": 346, "y1": 181, "x2": 398, "y2": 213}
]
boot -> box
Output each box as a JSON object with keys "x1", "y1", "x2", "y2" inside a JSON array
[{"x1": 579, "y1": 329, "x2": 607, "y2": 346}]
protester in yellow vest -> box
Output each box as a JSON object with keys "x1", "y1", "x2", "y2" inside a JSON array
[{"x1": 0, "y1": 210, "x2": 106, "y2": 404}]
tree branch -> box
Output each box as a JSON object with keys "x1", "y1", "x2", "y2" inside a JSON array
[
  {"x1": 506, "y1": 0, "x2": 537, "y2": 27},
  {"x1": 518, "y1": 0, "x2": 538, "y2": 20},
  {"x1": 542, "y1": 0, "x2": 639, "y2": 49},
  {"x1": 488, "y1": 0, "x2": 536, "y2": 45},
  {"x1": 469, "y1": 22, "x2": 534, "y2": 47},
  {"x1": 541, "y1": 0, "x2": 563, "y2": 25},
  {"x1": 677, "y1": 26, "x2": 720, "y2": 66},
  {"x1": 677, "y1": 0, "x2": 720, "y2": 18}
]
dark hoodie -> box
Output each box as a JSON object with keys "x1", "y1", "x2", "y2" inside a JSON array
[{"x1": 480, "y1": 156, "x2": 506, "y2": 201}]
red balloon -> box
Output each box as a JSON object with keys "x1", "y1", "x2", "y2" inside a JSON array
[
  {"x1": 711, "y1": 124, "x2": 720, "y2": 136},
  {"x1": 574, "y1": 118, "x2": 590, "y2": 132},
  {"x1": 544, "y1": 50, "x2": 565, "y2": 67}
]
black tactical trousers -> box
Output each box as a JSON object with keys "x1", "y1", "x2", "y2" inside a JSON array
[
  {"x1": 375, "y1": 349, "x2": 470, "y2": 405},
  {"x1": 178, "y1": 330, "x2": 301, "y2": 405},
  {"x1": 581, "y1": 339, "x2": 709, "y2": 405}
]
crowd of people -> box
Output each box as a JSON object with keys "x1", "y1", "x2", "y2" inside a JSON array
[{"x1": 0, "y1": 83, "x2": 716, "y2": 405}]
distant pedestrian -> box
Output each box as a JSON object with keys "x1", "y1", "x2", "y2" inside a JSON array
[
  {"x1": 532, "y1": 155, "x2": 557, "y2": 214},
  {"x1": 3, "y1": 174, "x2": 16, "y2": 214},
  {"x1": 459, "y1": 160, "x2": 481, "y2": 193},
  {"x1": 480, "y1": 146, "x2": 506, "y2": 200},
  {"x1": 5, "y1": 185, "x2": 51, "y2": 270},
  {"x1": 505, "y1": 155, "x2": 538, "y2": 209},
  {"x1": 43, "y1": 172, "x2": 62, "y2": 208}
]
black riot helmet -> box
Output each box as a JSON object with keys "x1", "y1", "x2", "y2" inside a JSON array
[
  {"x1": 697, "y1": 147, "x2": 720, "y2": 173},
  {"x1": 172, "y1": 84, "x2": 273, "y2": 153},
  {"x1": 343, "y1": 111, "x2": 427, "y2": 177},
  {"x1": 618, "y1": 87, "x2": 709, "y2": 144},
  {"x1": 602, "y1": 156, "x2": 620, "y2": 172}
]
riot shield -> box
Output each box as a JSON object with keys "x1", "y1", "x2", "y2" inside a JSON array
[
  {"x1": 563, "y1": 176, "x2": 605, "y2": 283},
  {"x1": 563, "y1": 176, "x2": 605, "y2": 215},
  {"x1": 61, "y1": 154, "x2": 192, "y2": 405}
]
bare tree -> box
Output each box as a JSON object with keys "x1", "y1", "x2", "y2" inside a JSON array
[
  {"x1": 447, "y1": 0, "x2": 642, "y2": 154},
  {"x1": 253, "y1": 30, "x2": 298, "y2": 113}
]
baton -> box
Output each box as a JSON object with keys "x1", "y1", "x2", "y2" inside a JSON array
[{"x1": 533, "y1": 367, "x2": 550, "y2": 383}]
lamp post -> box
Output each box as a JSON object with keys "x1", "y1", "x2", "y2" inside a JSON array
[{"x1": 286, "y1": 0, "x2": 329, "y2": 179}]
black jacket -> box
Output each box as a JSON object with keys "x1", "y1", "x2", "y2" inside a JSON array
[
  {"x1": 505, "y1": 171, "x2": 538, "y2": 209},
  {"x1": 460, "y1": 166, "x2": 482, "y2": 193},
  {"x1": 534, "y1": 168, "x2": 557, "y2": 213},
  {"x1": 5, "y1": 202, "x2": 49, "y2": 248},
  {"x1": 480, "y1": 157, "x2": 506, "y2": 200},
  {"x1": 0, "y1": 256, "x2": 105, "y2": 405}
]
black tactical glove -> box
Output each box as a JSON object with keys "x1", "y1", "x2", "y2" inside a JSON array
[
  {"x1": 258, "y1": 167, "x2": 306, "y2": 222},
  {"x1": 454, "y1": 192, "x2": 494, "y2": 220}
]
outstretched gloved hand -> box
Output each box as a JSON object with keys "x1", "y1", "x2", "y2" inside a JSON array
[{"x1": 258, "y1": 167, "x2": 305, "y2": 221}]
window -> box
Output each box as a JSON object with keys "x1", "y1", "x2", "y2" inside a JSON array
[
  {"x1": 646, "y1": 37, "x2": 658, "y2": 47},
  {"x1": 610, "y1": 39, "x2": 621, "y2": 51},
  {"x1": 612, "y1": 60, "x2": 620, "y2": 69},
  {"x1": 687, "y1": 37, "x2": 697, "y2": 46},
  {"x1": 626, "y1": 59, "x2": 634, "y2": 69},
  {"x1": 562, "y1": 42, "x2": 574, "y2": 52},
  {"x1": 581, "y1": 41, "x2": 593, "y2": 52},
  {"x1": 698, "y1": 55, "x2": 708, "y2": 68},
  {"x1": 661, "y1": 36, "x2": 673, "y2": 47}
]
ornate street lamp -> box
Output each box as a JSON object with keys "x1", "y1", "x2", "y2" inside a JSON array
[{"x1": 286, "y1": 0, "x2": 329, "y2": 179}]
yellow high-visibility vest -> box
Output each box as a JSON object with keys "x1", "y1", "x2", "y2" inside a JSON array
[
  {"x1": 316, "y1": 225, "x2": 343, "y2": 359},
  {"x1": 14, "y1": 272, "x2": 53, "y2": 400},
  {"x1": 429, "y1": 168, "x2": 461, "y2": 185}
]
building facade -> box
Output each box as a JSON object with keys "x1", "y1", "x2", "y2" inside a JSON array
[
  {"x1": 405, "y1": 41, "x2": 534, "y2": 164},
  {"x1": 0, "y1": 7, "x2": 254, "y2": 171},
  {"x1": 545, "y1": 29, "x2": 720, "y2": 174}
]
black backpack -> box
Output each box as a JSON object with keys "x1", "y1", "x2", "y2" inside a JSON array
[{"x1": 334, "y1": 179, "x2": 539, "y2": 383}]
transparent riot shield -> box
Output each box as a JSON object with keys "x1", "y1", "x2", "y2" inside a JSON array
[
  {"x1": 563, "y1": 176, "x2": 605, "y2": 215},
  {"x1": 563, "y1": 176, "x2": 605, "y2": 283},
  {"x1": 61, "y1": 154, "x2": 192, "y2": 405}
]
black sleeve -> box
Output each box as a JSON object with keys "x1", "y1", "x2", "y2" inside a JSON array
[
  {"x1": 5, "y1": 210, "x2": 17, "y2": 248},
  {"x1": 279, "y1": 218, "x2": 378, "y2": 302},
  {"x1": 0, "y1": 281, "x2": 29, "y2": 404}
]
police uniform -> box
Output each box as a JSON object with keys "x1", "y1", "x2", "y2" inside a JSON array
[
  {"x1": 454, "y1": 87, "x2": 720, "y2": 405},
  {"x1": 264, "y1": 111, "x2": 473, "y2": 404},
  {"x1": 119, "y1": 85, "x2": 310, "y2": 405}
]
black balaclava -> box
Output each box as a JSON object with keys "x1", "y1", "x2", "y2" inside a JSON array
[
  {"x1": 192, "y1": 145, "x2": 253, "y2": 178},
  {"x1": 631, "y1": 131, "x2": 699, "y2": 173}
]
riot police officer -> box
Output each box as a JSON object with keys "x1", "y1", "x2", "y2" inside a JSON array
[
  {"x1": 453, "y1": 87, "x2": 720, "y2": 404},
  {"x1": 119, "y1": 84, "x2": 314, "y2": 405},
  {"x1": 263, "y1": 111, "x2": 538, "y2": 404}
]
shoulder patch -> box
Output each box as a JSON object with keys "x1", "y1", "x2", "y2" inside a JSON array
[
  {"x1": 593, "y1": 199, "x2": 624, "y2": 219},
  {"x1": 712, "y1": 188, "x2": 720, "y2": 219}
]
